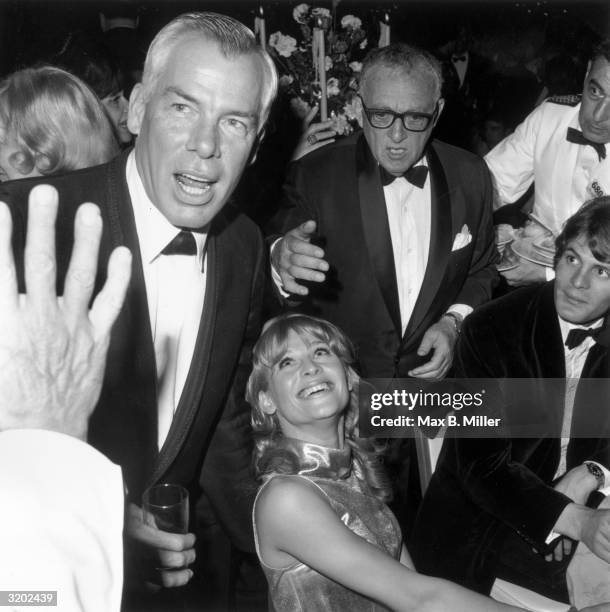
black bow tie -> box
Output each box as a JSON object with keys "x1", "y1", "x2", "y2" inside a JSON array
[
  {"x1": 380, "y1": 165, "x2": 429, "y2": 189},
  {"x1": 566, "y1": 127, "x2": 607, "y2": 161},
  {"x1": 161, "y1": 230, "x2": 197, "y2": 256},
  {"x1": 565, "y1": 327, "x2": 600, "y2": 350},
  {"x1": 452, "y1": 55, "x2": 467, "y2": 63}
]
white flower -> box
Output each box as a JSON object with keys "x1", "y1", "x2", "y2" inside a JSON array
[
  {"x1": 292, "y1": 4, "x2": 310, "y2": 24},
  {"x1": 289, "y1": 97, "x2": 311, "y2": 120},
  {"x1": 312, "y1": 7, "x2": 331, "y2": 19},
  {"x1": 344, "y1": 97, "x2": 363, "y2": 128},
  {"x1": 279, "y1": 75, "x2": 294, "y2": 88},
  {"x1": 269, "y1": 32, "x2": 298, "y2": 58},
  {"x1": 325, "y1": 56, "x2": 333, "y2": 71},
  {"x1": 327, "y1": 77, "x2": 340, "y2": 97},
  {"x1": 330, "y1": 112, "x2": 352, "y2": 136},
  {"x1": 341, "y1": 15, "x2": 362, "y2": 30},
  {"x1": 349, "y1": 61, "x2": 362, "y2": 73},
  {"x1": 359, "y1": 38, "x2": 368, "y2": 50}
]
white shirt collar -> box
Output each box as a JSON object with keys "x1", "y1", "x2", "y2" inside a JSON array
[{"x1": 126, "y1": 151, "x2": 207, "y2": 266}]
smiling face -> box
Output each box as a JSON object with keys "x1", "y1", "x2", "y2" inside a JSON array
[
  {"x1": 579, "y1": 56, "x2": 610, "y2": 145},
  {"x1": 128, "y1": 35, "x2": 265, "y2": 229},
  {"x1": 360, "y1": 64, "x2": 443, "y2": 176},
  {"x1": 260, "y1": 330, "x2": 352, "y2": 443},
  {"x1": 554, "y1": 235, "x2": 610, "y2": 325}
]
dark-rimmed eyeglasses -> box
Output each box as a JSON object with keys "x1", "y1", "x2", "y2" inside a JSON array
[{"x1": 358, "y1": 95, "x2": 440, "y2": 132}]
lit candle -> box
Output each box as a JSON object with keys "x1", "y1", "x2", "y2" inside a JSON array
[
  {"x1": 379, "y1": 13, "x2": 390, "y2": 48},
  {"x1": 314, "y1": 17, "x2": 328, "y2": 121},
  {"x1": 255, "y1": 6, "x2": 267, "y2": 51}
]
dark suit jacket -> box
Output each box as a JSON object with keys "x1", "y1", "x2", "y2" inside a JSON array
[
  {"x1": 271, "y1": 132, "x2": 498, "y2": 377},
  {"x1": 4, "y1": 150, "x2": 265, "y2": 555},
  {"x1": 412, "y1": 282, "x2": 610, "y2": 594}
]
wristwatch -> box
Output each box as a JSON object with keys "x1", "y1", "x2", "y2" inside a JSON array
[{"x1": 584, "y1": 461, "x2": 605, "y2": 489}]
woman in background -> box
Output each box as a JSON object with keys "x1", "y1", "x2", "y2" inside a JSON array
[{"x1": 0, "y1": 66, "x2": 119, "y2": 182}]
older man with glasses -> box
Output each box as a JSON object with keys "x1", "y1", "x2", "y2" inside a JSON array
[{"x1": 269, "y1": 42, "x2": 498, "y2": 536}]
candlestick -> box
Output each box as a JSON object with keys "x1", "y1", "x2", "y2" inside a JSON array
[
  {"x1": 255, "y1": 6, "x2": 267, "y2": 51},
  {"x1": 314, "y1": 18, "x2": 328, "y2": 121},
  {"x1": 379, "y1": 13, "x2": 390, "y2": 48}
]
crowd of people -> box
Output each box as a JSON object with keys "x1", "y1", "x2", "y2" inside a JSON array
[{"x1": 1, "y1": 6, "x2": 610, "y2": 612}]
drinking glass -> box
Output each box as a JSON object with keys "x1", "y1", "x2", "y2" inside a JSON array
[{"x1": 142, "y1": 483, "x2": 189, "y2": 534}]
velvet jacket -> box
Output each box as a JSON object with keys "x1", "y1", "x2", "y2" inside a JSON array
[{"x1": 411, "y1": 282, "x2": 610, "y2": 593}]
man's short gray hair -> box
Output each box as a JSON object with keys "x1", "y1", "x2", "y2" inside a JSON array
[
  {"x1": 141, "y1": 11, "x2": 277, "y2": 131},
  {"x1": 359, "y1": 43, "x2": 443, "y2": 101}
]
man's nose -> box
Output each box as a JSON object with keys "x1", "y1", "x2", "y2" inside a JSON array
[
  {"x1": 186, "y1": 120, "x2": 220, "y2": 158},
  {"x1": 388, "y1": 116, "x2": 408, "y2": 142},
  {"x1": 571, "y1": 267, "x2": 589, "y2": 289},
  {"x1": 592, "y1": 97, "x2": 610, "y2": 123}
]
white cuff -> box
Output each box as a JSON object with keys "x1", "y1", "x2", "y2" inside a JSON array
[{"x1": 270, "y1": 238, "x2": 290, "y2": 298}]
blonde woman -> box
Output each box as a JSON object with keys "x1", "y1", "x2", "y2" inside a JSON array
[{"x1": 0, "y1": 66, "x2": 119, "y2": 182}]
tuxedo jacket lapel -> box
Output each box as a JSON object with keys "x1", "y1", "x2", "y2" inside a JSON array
[
  {"x1": 356, "y1": 136, "x2": 402, "y2": 336},
  {"x1": 403, "y1": 144, "x2": 452, "y2": 344},
  {"x1": 105, "y1": 158, "x2": 156, "y2": 396},
  {"x1": 151, "y1": 236, "x2": 218, "y2": 484}
]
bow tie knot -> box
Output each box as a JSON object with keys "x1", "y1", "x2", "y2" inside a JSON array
[
  {"x1": 452, "y1": 55, "x2": 467, "y2": 63},
  {"x1": 380, "y1": 165, "x2": 429, "y2": 188},
  {"x1": 566, "y1": 127, "x2": 607, "y2": 162},
  {"x1": 565, "y1": 327, "x2": 600, "y2": 350},
  {"x1": 161, "y1": 230, "x2": 197, "y2": 256}
]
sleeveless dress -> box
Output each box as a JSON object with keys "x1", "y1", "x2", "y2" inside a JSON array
[{"x1": 253, "y1": 438, "x2": 402, "y2": 611}]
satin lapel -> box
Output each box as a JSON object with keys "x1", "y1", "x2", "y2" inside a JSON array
[
  {"x1": 151, "y1": 234, "x2": 217, "y2": 483},
  {"x1": 403, "y1": 144, "x2": 452, "y2": 342},
  {"x1": 104, "y1": 153, "x2": 157, "y2": 402},
  {"x1": 357, "y1": 136, "x2": 401, "y2": 336}
]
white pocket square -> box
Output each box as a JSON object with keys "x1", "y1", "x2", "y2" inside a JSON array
[{"x1": 452, "y1": 225, "x2": 472, "y2": 251}]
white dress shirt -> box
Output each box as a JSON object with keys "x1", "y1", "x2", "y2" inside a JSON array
[
  {"x1": 383, "y1": 161, "x2": 471, "y2": 334},
  {"x1": 127, "y1": 153, "x2": 207, "y2": 449},
  {"x1": 555, "y1": 315, "x2": 603, "y2": 480}
]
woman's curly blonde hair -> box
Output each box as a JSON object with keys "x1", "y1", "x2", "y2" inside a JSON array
[{"x1": 246, "y1": 314, "x2": 392, "y2": 502}]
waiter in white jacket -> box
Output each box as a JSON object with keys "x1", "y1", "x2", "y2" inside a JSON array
[{"x1": 485, "y1": 40, "x2": 610, "y2": 287}]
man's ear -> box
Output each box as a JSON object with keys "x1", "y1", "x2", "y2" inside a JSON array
[
  {"x1": 127, "y1": 83, "x2": 146, "y2": 136},
  {"x1": 259, "y1": 391, "x2": 277, "y2": 415},
  {"x1": 433, "y1": 98, "x2": 446, "y2": 127},
  {"x1": 248, "y1": 128, "x2": 266, "y2": 166}
]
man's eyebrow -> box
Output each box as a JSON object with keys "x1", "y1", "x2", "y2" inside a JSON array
[
  {"x1": 588, "y1": 78, "x2": 607, "y2": 96},
  {"x1": 163, "y1": 86, "x2": 198, "y2": 105},
  {"x1": 163, "y1": 86, "x2": 257, "y2": 121}
]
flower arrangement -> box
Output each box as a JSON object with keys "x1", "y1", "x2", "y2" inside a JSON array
[{"x1": 268, "y1": 3, "x2": 367, "y2": 135}]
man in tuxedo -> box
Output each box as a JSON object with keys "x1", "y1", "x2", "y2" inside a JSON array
[
  {"x1": 412, "y1": 197, "x2": 610, "y2": 603},
  {"x1": 4, "y1": 12, "x2": 277, "y2": 610},
  {"x1": 486, "y1": 40, "x2": 610, "y2": 287},
  {"x1": 271, "y1": 43, "x2": 497, "y2": 533}
]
